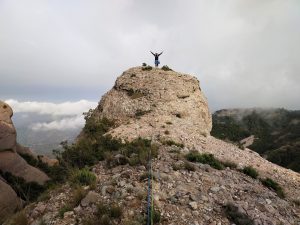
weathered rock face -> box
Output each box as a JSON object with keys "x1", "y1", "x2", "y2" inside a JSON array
[
  {"x1": 0, "y1": 177, "x2": 22, "y2": 224},
  {"x1": 0, "y1": 101, "x2": 16, "y2": 151},
  {"x1": 0, "y1": 100, "x2": 51, "y2": 221},
  {"x1": 92, "y1": 67, "x2": 212, "y2": 143},
  {"x1": 0, "y1": 100, "x2": 50, "y2": 185},
  {"x1": 0, "y1": 151, "x2": 49, "y2": 185}
]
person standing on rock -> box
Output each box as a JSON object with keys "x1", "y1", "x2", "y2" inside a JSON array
[{"x1": 150, "y1": 51, "x2": 163, "y2": 67}]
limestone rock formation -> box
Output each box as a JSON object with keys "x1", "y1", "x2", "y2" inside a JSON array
[
  {"x1": 0, "y1": 101, "x2": 17, "y2": 151},
  {"x1": 0, "y1": 100, "x2": 51, "y2": 222},
  {"x1": 0, "y1": 176, "x2": 22, "y2": 224},
  {"x1": 92, "y1": 66, "x2": 212, "y2": 144},
  {"x1": 0, "y1": 100, "x2": 50, "y2": 185}
]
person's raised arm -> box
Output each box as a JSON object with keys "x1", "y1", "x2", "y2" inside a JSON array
[
  {"x1": 158, "y1": 51, "x2": 163, "y2": 56},
  {"x1": 150, "y1": 51, "x2": 155, "y2": 56}
]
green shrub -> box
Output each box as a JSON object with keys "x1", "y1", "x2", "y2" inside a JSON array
[
  {"x1": 161, "y1": 65, "x2": 172, "y2": 71},
  {"x1": 225, "y1": 203, "x2": 254, "y2": 225},
  {"x1": 165, "y1": 121, "x2": 172, "y2": 125},
  {"x1": 261, "y1": 178, "x2": 285, "y2": 198},
  {"x1": 142, "y1": 63, "x2": 147, "y2": 66},
  {"x1": 122, "y1": 138, "x2": 159, "y2": 167},
  {"x1": 51, "y1": 117, "x2": 158, "y2": 187},
  {"x1": 83, "y1": 116, "x2": 115, "y2": 138},
  {"x1": 242, "y1": 166, "x2": 259, "y2": 179},
  {"x1": 153, "y1": 208, "x2": 161, "y2": 224},
  {"x1": 185, "y1": 151, "x2": 224, "y2": 170},
  {"x1": 126, "y1": 89, "x2": 145, "y2": 99},
  {"x1": 71, "y1": 168, "x2": 96, "y2": 186},
  {"x1": 171, "y1": 163, "x2": 182, "y2": 171},
  {"x1": 164, "y1": 130, "x2": 170, "y2": 135},
  {"x1": 162, "y1": 140, "x2": 184, "y2": 148},
  {"x1": 135, "y1": 109, "x2": 151, "y2": 117},
  {"x1": 96, "y1": 202, "x2": 110, "y2": 217},
  {"x1": 94, "y1": 202, "x2": 122, "y2": 224},
  {"x1": 110, "y1": 204, "x2": 122, "y2": 218},
  {"x1": 142, "y1": 65, "x2": 152, "y2": 71},
  {"x1": 58, "y1": 205, "x2": 72, "y2": 218}
]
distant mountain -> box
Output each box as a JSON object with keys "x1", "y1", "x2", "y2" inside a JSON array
[
  {"x1": 12, "y1": 112, "x2": 81, "y2": 156},
  {"x1": 212, "y1": 108, "x2": 300, "y2": 172}
]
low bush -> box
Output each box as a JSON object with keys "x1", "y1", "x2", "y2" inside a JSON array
[
  {"x1": 110, "y1": 204, "x2": 122, "y2": 218},
  {"x1": 153, "y1": 208, "x2": 161, "y2": 224},
  {"x1": 142, "y1": 65, "x2": 152, "y2": 71},
  {"x1": 58, "y1": 205, "x2": 72, "y2": 218},
  {"x1": 242, "y1": 166, "x2": 259, "y2": 179},
  {"x1": 135, "y1": 109, "x2": 151, "y2": 117},
  {"x1": 48, "y1": 117, "x2": 158, "y2": 201},
  {"x1": 225, "y1": 203, "x2": 254, "y2": 225},
  {"x1": 162, "y1": 140, "x2": 184, "y2": 148},
  {"x1": 185, "y1": 151, "x2": 224, "y2": 170},
  {"x1": 261, "y1": 178, "x2": 285, "y2": 198},
  {"x1": 70, "y1": 168, "x2": 96, "y2": 186},
  {"x1": 161, "y1": 65, "x2": 172, "y2": 71},
  {"x1": 93, "y1": 202, "x2": 122, "y2": 224},
  {"x1": 171, "y1": 163, "x2": 182, "y2": 171}
]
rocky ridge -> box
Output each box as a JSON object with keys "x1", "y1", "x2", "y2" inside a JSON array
[{"x1": 5, "y1": 67, "x2": 300, "y2": 225}]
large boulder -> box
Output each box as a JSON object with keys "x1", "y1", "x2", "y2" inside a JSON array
[
  {"x1": 0, "y1": 100, "x2": 50, "y2": 185},
  {"x1": 0, "y1": 151, "x2": 49, "y2": 185},
  {"x1": 0, "y1": 101, "x2": 16, "y2": 151},
  {"x1": 0, "y1": 176, "x2": 22, "y2": 224},
  {"x1": 91, "y1": 67, "x2": 212, "y2": 144}
]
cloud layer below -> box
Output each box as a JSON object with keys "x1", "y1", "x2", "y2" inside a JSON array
[{"x1": 5, "y1": 99, "x2": 97, "y2": 131}]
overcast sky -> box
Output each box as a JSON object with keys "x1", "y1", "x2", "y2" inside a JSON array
[{"x1": 1, "y1": 0, "x2": 300, "y2": 111}]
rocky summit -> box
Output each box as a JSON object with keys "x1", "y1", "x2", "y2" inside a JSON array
[
  {"x1": 91, "y1": 66, "x2": 212, "y2": 143},
  {"x1": 4, "y1": 67, "x2": 300, "y2": 225}
]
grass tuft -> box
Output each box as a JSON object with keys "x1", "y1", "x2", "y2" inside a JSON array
[
  {"x1": 242, "y1": 166, "x2": 259, "y2": 179},
  {"x1": 185, "y1": 151, "x2": 224, "y2": 170}
]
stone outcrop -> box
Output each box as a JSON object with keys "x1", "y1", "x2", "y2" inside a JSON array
[
  {"x1": 0, "y1": 100, "x2": 50, "y2": 185},
  {"x1": 92, "y1": 67, "x2": 212, "y2": 143},
  {"x1": 0, "y1": 100, "x2": 50, "y2": 222},
  {"x1": 0, "y1": 176, "x2": 22, "y2": 224},
  {"x1": 0, "y1": 101, "x2": 17, "y2": 151}
]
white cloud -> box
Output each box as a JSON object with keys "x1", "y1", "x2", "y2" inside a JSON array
[
  {"x1": 30, "y1": 115, "x2": 84, "y2": 131},
  {"x1": 5, "y1": 99, "x2": 97, "y2": 116},
  {"x1": 4, "y1": 99, "x2": 97, "y2": 131}
]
